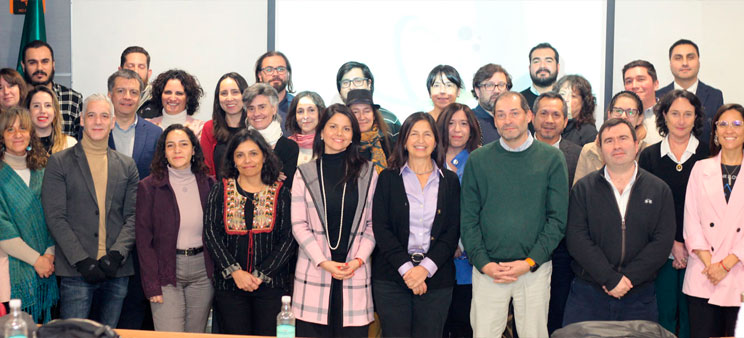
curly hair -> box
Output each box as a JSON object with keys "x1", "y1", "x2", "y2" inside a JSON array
[
  {"x1": 553, "y1": 75, "x2": 596, "y2": 127},
  {"x1": 150, "y1": 124, "x2": 209, "y2": 180},
  {"x1": 212, "y1": 72, "x2": 249, "y2": 143},
  {"x1": 436, "y1": 103, "x2": 481, "y2": 153},
  {"x1": 0, "y1": 106, "x2": 47, "y2": 170},
  {"x1": 150, "y1": 69, "x2": 204, "y2": 116},
  {"x1": 220, "y1": 129, "x2": 281, "y2": 185},
  {"x1": 654, "y1": 90, "x2": 704, "y2": 139},
  {"x1": 285, "y1": 91, "x2": 326, "y2": 136}
]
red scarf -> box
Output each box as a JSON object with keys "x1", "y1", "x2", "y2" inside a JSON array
[{"x1": 288, "y1": 132, "x2": 315, "y2": 149}]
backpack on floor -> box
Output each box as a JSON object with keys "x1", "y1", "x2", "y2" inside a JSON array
[{"x1": 37, "y1": 318, "x2": 119, "y2": 338}]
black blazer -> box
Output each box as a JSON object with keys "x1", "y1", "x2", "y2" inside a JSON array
[
  {"x1": 656, "y1": 80, "x2": 723, "y2": 144},
  {"x1": 559, "y1": 139, "x2": 582, "y2": 188},
  {"x1": 371, "y1": 167, "x2": 460, "y2": 289}
]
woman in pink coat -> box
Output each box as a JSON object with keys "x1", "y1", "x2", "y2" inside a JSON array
[
  {"x1": 291, "y1": 104, "x2": 378, "y2": 337},
  {"x1": 683, "y1": 103, "x2": 744, "y2": 338}
]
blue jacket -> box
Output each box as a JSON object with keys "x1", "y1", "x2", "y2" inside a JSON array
[{"x1": 108, "y1": 118, "x2": 162, "y2": 179}]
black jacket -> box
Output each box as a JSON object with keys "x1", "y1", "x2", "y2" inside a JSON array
[
  {"x1": 566, "y1": 168, "x2": 675, "y2": 293},
  {"x1": 372, "y1": 168, "x2": 460, "y2": 290}
]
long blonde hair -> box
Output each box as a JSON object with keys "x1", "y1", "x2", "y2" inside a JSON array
[{"x1": 25, "y1": 86, "x2": 68, "y2": 154}]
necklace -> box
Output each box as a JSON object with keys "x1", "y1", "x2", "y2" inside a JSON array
[
  {"x1": 320, "y1": 158, "x2": 347, "y2": 250},
  {"x1": 723, "y1": 164, "x2": 741, "y2": 187}
]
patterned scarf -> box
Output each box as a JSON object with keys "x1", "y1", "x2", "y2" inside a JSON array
[
  {"x1": 0, "y1": 164, "x2": 58, "y2": 322},
  {"x1": 288, "y1": 132, "x2": 315, "y2": 149},
  {"x1": 360, "y1": 125, "x2": 388, "y2": 174}
]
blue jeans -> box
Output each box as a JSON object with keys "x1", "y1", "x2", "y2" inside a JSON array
[
  {"x1": 59, "y1": 276, "x2": 129, "y2": 327},
  {"x1": 563, "y1": 278, "x2": 658, "y2": 326}
]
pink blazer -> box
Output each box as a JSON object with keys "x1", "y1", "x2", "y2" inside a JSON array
[
  {"x1": 683, "y1": 153, "x2": 744, "y2": 306},
  {"x1": 291, "y1": 161, "x2": 377, "y2": 326}
]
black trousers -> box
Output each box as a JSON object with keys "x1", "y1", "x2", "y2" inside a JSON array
[
  {"x1": 374, "y1": 279, "x2": 453, "y2": 338},
  {"x1": 296, "y1": 278, "x2": 369, "y2": 338},
  {"x1": 213, "y1": 285, "x2": 284, "y2": 336},
  {"x1": 443, "y1": 284, "x2": 473, "y2": 338},
  {"x1": 547, "y1": 239, "x2": 574, "y2": 334},
  {"x1": 687, "y1": 295, "x2": 739, "y2": 338}
]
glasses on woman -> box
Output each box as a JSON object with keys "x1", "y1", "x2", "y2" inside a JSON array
[
  {"x1": 609, "y1": 107, "x2": 640, "y2": 118},
  {"x1": 715, "y1": 120, "x2": 744, "y2": 129},
  {"x1": 340, "y1": 77, "x2": 368, "y2": 88}
]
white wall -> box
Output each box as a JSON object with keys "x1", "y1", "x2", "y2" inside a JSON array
[
  {"x1": 276, "y1": 0, "x2": 607, "y2": 121},
  {"x1": 71, "y1": 0, "x2": 268, "y2": 121},
  {"x1": 613, "y1": 0, "x2": 744, "y2": 107}
]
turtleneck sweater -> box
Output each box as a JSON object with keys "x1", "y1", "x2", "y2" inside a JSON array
[
  {"x1": 316, "y1": 150, "x2": 358, "y2": 261},
  {"x1": 160, "y1": 109, "x2": 188, "y2": 130},
  {"x1": 4, "y1": 152, "x2": 30, "y2": 185},
  {"x1": 168, "y1": 165, "x2": 204, "y2": 249},
  {"x1": 81, "y1": 133, "x2": 109, "y2": 259}
]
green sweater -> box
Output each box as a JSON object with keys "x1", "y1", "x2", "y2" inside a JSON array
[{"x1": 460, "y1": 139, "x2": 568, "y2": 270}]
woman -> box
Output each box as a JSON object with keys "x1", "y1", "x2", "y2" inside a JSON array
[
  {"x1": 372, "y1": 112, "x2": 460, "y2": 338},
  {"x1": 291, "y1": 104, "x2": 377, "y2": 337},
  {"x1": 639, "y1": 90, "x2": 708, "y2": 338},
  {"x1": 203, "y1": 129, "x2": 296, "y2": 335},
  {"x1": 286, "y1": 91, "x2": 326, "y2": 165},
  {"x1": 436, "y1": 103, "x2": 480, "y2": 338},
  {"x1": 146, "y1": 69, "x2": 205, "y2": 138},
  {"x1": 136, "y1": 124, "x2": 214, "y2": 332},
  {"x1": 426, "y1": 65, "x2": 463, "y2": 121},
  {"x1": 201, "y1": 72, "x2": 249, "y2": 177},
  {"x1": 0, "y1": 107, "x2": 58, "y2": 322},
  {"x1": 347, "y1": 89, "x2": 391, "y2": 174},
  {"x1": 554, "y1": 75, "x2": 598, "y2": 146},
  {"x1": 0, "y1": 68, "x2": 28, "y2": 113},
  {"x1": 24, "y1": 86, "x2": 77, "y2": 154},
  {"x1": 683, "y1": 103, "x2": 744, "y2": 338},
  {"x1": 243, "y1": 83, "x2": 299, "y2": 186}
]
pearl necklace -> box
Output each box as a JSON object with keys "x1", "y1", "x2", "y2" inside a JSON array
[{"x1": 320, "y1": 158, "x2": 347, "y2": 250}]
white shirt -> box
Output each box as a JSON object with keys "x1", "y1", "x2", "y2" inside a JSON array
[
  {"x1": 660, "y1": 135, "x2": 699, "y2": 164},
  {"x1": 603, "y1": 162, "x2": 639, "y2": 222},
  {"x1": 643, "y1": 106, "x2": 663, "y2": 145},
  {"x1": 674, "y1": 79, "x2": 699, "y2": 94},
  {"x1": 500, "y1": 133, "x2": 534, "y2": 152}
]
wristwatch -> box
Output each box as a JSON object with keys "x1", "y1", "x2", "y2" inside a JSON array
[{"x1": 525, "y1": 258, "x2": 539, "y2": 273}]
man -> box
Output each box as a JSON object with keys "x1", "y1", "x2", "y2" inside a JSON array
[
  {"x1": 520, "y1": 43, "x2": 560, "y2": 108},
  {"x1": 21, "y1": 40, "x2": 83, "y2": 138},
  {"x1": 255, "y1": 51, "x2": 294, "y2": 134},
  {"x1": 461, "y1": 91, "x2": 568, "y2": 338},
  {"x1": 573, "y1": 91, "x2": 649, "y2": 184},
  {"x1": 471, "y1": 63, "x2": 512, "y2": 144},
  {"x1": 656, "y1": 39, "x2": 723, "y2": 144},
  {"x1": 107, "y1": 69, "x2": 162, "y2": 178},
  {"x1": 336, "y1": 61, "x2": 401, "y2": 138},
  {"x1": 531, "y1": 92, "x2": 581, "y2": 334},
  {"x1": 564, "y1": 118, "x2": 675, "y2": 325},
  {"x1": 118, "y1": 46, "x2": 153, "y2": 114},
  {"x1": 623, "y1": 60, "x2": 662, "y2": 144},
  {"x1": 42, "y1": 94, "x2": 139, "y2": 327}
]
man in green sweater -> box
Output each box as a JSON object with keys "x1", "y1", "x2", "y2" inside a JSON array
[{"x1": 460, "y1": 91, "x2": 568, "y2": 338}]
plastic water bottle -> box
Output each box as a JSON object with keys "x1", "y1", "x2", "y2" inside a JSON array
[
  {"x1": 3, "y1": 299, "x2": 28, "y2": 338},
  {"x1": 276, "y1": 295, "x2": 295, "y2": 338},
  {"x1": 735, "y1": 292, "x2": 744, "y2": 337}
]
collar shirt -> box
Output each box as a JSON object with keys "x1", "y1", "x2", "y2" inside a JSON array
[
  {"x1": 603, "y1": 162, "x2": 639, "y2": 222},
  {"x1": 112, "y1": 115, "x2": 139, "y2": 157},
  {"x1": 500, "y1": 133, "x2": 534, "y2": 152},
  {"x1": 674, "y1": 79, "x2": 699, "y2": 94},
  {"x1": 643, "y1": 106, "x2": 663, "y2": 144},
  {"x1": 660, "y1": 134, "x2": 699, "y2": 164}
]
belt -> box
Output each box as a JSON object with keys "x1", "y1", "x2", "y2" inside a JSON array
[
  {"x1": 176, "y1": 247, "x2": 204, "y2": 256},
  {"x1": 410, "y1": 252, "x2": 425, "y2": 265}
]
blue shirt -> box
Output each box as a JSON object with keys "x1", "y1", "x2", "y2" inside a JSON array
[{"x1": 451, "y1": 149, "x2": 470, "y2": 183}]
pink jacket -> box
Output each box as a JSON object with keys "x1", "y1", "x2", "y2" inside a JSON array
[
  {"x1": 291, "y1": 161, "x2": 377, "y2": 326},
  {"x1": 683, "y1": 153, "x2": 744, "y2": 306}
]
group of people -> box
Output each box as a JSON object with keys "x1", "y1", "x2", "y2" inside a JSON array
[{"x1": 0, "y1": 37, "x2": 740, "y2": 338}]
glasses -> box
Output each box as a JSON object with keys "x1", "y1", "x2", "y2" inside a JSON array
[
  {"x1": 609, "y1": 107, "x2": 640, "y2": 118},
  {"x1": 260, "y1": 66, "x2": 287, "y2": 74},
  {"x1": 715, "y1": 120, "x2": 744, "y2": 129},
  {"x1": 431, "y1": 82, "x2": 457, "y2": 90},
  {"x1": 479, "y1": 82, "x2": 507, "y2": 91},
  {"x1": 340, "y1": 77, "x2": 368, "y2": 88}
]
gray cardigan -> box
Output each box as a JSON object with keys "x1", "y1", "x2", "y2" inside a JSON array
[{"x1": 42, "y1": 143, "x2": 139, "y2": 277}]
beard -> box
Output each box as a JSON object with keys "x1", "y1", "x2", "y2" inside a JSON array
[
  {"x1": 530, "y1": 69, "x2": 557, "y2": 87},
  {"x1": 479, "y1": 94, "x2": 497, "y2": 112},
  {"x1": 25, "y1": 68, "x2": 55, "y2": 86},
  {"x1": 269, "y1": 76, "x2": 287, "y2": 93}
]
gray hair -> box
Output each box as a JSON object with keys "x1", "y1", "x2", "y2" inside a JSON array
[
  {"x1": 82, "y1": 93, "x2": 115, "y2": 116},
  {"x1": 107, "y1": 69, "x2": 144, "y2": 93},
  {"x1": 533, "y1": 91, "x2": 568, "y2": 118},
  {"x1": 243, "y1": 83, "x2": 279, "y2": 109}
]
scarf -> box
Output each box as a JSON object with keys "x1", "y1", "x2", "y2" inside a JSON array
[
  {"x1": 222, "y1": 178, "x2": 283, "y2": 272},
  {"x1": 250, "y1": 119, "x2": 283, "y2": 147},
  {"x1": 288, "y1": 132, "x2": 315, "y2": 149},
  {"x1": 0, "y1": 164, "x2": 58, "y2": 322},
  {"x1": 360, "y1": 125, "x2": 387, "y2": 174}
]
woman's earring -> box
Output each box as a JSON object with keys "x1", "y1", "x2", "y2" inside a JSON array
[
  {"x1": 714, "y1": 133, "x2": 720, "y2": 147},
  {"x1": 26, "y1": 145, "x2": 32, "y2": 152}
]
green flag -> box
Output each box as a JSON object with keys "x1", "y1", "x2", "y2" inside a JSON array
[{"x1": 16, "y1": 0, "x2": 47, "y2": 77}]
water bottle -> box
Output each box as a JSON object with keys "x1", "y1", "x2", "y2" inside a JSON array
[
  {"x1": 276, "y1": 295, "x2": 295, "y2": 338},
  {"x1": 735, "y1": 292, "x2": 744, "y2": 337},
  {"x1": 3, "y1": 299, "x2": 28, "y2": 338}
]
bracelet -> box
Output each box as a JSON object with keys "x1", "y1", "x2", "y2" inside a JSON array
[
  {"x1": 720, "y1": 262, "x2": 730, "y2": 272},
  {"x1": 355, "y1": 257, "x2": 364, "y2": 267}
]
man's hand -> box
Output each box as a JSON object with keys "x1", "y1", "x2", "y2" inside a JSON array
[
  {"x1": 499, "y1": 260, "x2": 531, "y2": 279},
  {"x1": 604, "y1": 275, "x2": 633, "y2": 298},
  {"x1": 98, "y1": 251, "x2": 124, "y2": 278},
  {"x1": 403, "y1": 266, "x2": 429, "y2": 290},
  {"x1": 482, "y1": 262, "x2": 517, "y2": 283},
  {"x1": 671, "y1": 241, "x2": 688, "y2": 269}
]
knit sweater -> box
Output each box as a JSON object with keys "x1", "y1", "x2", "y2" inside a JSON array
[
  {"x1": 81, "y1": 134, "x2": 109, "y2": 259},
  {"x1": 460, "y1": 140, "x2": 569, "y2": 270},
  {"x1": 168, "y1": 166, "x2": 204, "y2": 249}
]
